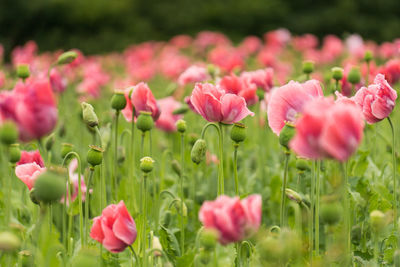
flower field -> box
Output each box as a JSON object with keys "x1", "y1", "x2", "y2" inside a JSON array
[{"x1": 1, "y1": 30, "x2": 400, "y2": 266}]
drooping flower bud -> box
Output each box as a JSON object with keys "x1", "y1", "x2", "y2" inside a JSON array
[
  {"x1": 0, "y1": 232, "x2": 21, "y2": 252},
  {"x1": 347, "y1": 67, "x2": 361, "y2": 85},
  {"x1": 171, "y1": 159, "x2": 182, "y2": 176},
  {"x1": 191, "y1": 139, "x2": 206, "y2": 164},
  {"x1": 34, "y1": 170, "x2": 66, "y2": 203},
  {"x1": 57, "y1": 51, "x2": 78, "y2": 65},
  {"x1": 0, "y1": 121, "x2": 18, "y2": 145},
  {"x1": 136, "y1": 111, "x2": 154, "y2": 132},
  {"x1": 111, "y1": 91, "x2": 127, "y2": 111},
  {"x1": 16, "y1": 64, "x2": 30, "y2": 80},
  {"x1": 176, "y1": 119, "x2": 187, "y2": 133},
  {"x1": 140, "y1": 156, "x2": 154, "y2": 173},
  {"x1": 279, "y1": 123, "x2": 295, "y2": 150},
  {"x1": 172, "y1": 105, "x2": 189, "y2": 115},
  {"x1": 295, "y1": 158, "x2": 310, "y2": 171},
  {"x1": 81, "y1": 102, "x2": 99, "y2": 128},
  {"x1": 230, "y1": 123, "x2": 246, "y2": 143},
  {"x1": 9, "y1": 144, "x2": 21, "y2": 164},
  {"x1": 87, "y1": 145, "x2": 103, "y2": 167},
  {"x1": 302, "y1": 60, "x2": 315, "y2": 75},
  {"x1": 285, "y1": 188, "x2": 302, "y2": 204},
  {"x1": 331, "y1": 67, "x2": 344, "y2": 81},
  {"x1": 61, "y1": 143, "x2": 74, "y2": 159}
]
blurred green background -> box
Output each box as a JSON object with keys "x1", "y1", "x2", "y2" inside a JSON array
[{"x1": 1, "y1": 0, "x2": 400, "y2": 56}]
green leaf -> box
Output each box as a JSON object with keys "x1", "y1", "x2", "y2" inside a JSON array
[
  {"x1": 159, "y1": 225, "x2": 181, "y2": 264},
  {"x1": 176, "y1": 250, "x2": 195, "y2": 267}
]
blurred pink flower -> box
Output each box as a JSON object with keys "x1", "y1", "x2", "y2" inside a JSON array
[
  {"x1": 208, "y1": 45, "x2": 244, "y2": 73},
  {"x1": 218, "y1": 74, "x2": 258, "y2": 106},
  {"x1": 240, "y1": 68, "x2": 274, "y2": 92},
  {"x1": 178, "y1": 65, "x2": 210, "y2": 86},
  {"x1": 155, "y1": 97, "x2": 183, "y2": 132},
  {"x1": 50, "y1": 68, "x2": 67, "y2": 93},
  {"x1": 15, "y1": 162, "x2": 46, "y2": 190},
  {"x1": 17, "y1": 150, "x2": 44, "y2": 167}
]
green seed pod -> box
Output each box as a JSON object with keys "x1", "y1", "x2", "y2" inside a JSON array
[
  {"x1": 9, "y1": 143, "x2": 21, "y2": 164},
  {"x1": 111, "y1": 91, "x2": 127, "y2": 111},
  {"x1": 61, "y1": 143, "x2": 74, "y2": 159},
  {"x1": 171, "y1": 159, "x2": 181, "y2": 176},
  {"x1": 140, "y1": 156, "x2": 154, "y2": 173},
  {"x1": 331, "y1": 67, "x2": 344, "y2": 81},
  {"x1": 16, "y1": 64, "x2": 30, "y2": 80},
  {"x1": 172, "y1": 106, "x2": 189, "y2": 115},
  {"x1": 136, "y1": 111, "x2": 154, "y2": 132},
  {"x1": 295, "y1": 158, "x2": 310, "y2": 171},
  {"x1": 34, "y1": 170, "x2": 66, "y2": 203},
  {"x1": 81, "y1": 102, "x2": 99, "y2": 128},
  {"x1": 302, "y1": 60, "x2": 315, "y2": 75},
  {"x1": 285, "y1": 188, "x2": 302, "y2": 204},
  {"x1": 86, "y1": 145, "x2": 103, "y2": 167},
  {"x1": 279, "y1": 123, "x2": 295, "y2": 150},
  {"x1": 191, "y1": 139, "x2": 206, "y2": 164},
  {"x1": 230, "y1": 123, "x2": 246, "y2": 143},
  {"x1": 57, "y1": 51, "x2": 78, "y2": 65},
  {"x1": 370, "y1": 210, "x2": 385, "y2": 233},
  {"x1": 200, "y1": 228, "x2": 219, "y2": 251},
  {"x1": 0, "y1": 232, "x2": 21, "y2": 252},
  {"x1": 188, "y1": 133, "x2": 198, "y2": 147},
  {"x1": 45, "y1": 133, "x2": 55, "y2": 151},
  {"x1": 320, "y1": 202, "x2": 342, "y2": 225},
  {"x1": 176, "y1": 119, "x2": 187, "y2": 133},
  {"x1": 364, "y1": 50, "x2": 373, "y2": 62},
  {"x1": 347, "y1": 67, "x2": 361, "y2": 85},
  {"x1": 0, "y1": 121, "x2": 18, "y2": 145},
  {"x1": 29, "y1": 188, "x2": 40, "y2": 205}
]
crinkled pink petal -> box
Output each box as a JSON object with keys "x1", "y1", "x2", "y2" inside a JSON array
[{"x1": 220, "y1": 94, "x2": 254, "y2": 124}]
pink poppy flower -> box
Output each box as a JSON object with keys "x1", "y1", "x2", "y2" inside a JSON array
[
  {"x1": 17, "y1": 150, "x2": 44, "y2": 167},
  {"x1": 50, "y1": 68, "x2": 67, "y2": 93},
  {"x1": 208, "y1": 45, "x2": 244, "y2": 73},
  {"x1": 155, "y1": 97, "x2": 183, "y2": 132},
  {"x1": 240, "y1": 68, "x2": 274, "y2": 92},
  {"x1": 61, "y1": 158, "x2": 90, "y2": 204},
  {"x1": 178, "y1": 65, "x2": 210, "y2": 87},
  {"x1": 121, "y1": 82, "x2": 160, "y2": 122},
  {"x1": 218, "y1": 74, "x2": 258, "y2": 106},
  {"x1": 267, "y1": 79, "x2": 323, "y2": 135},
  {"x1": 353, "y1": 74, "x2": 397, "y2": 124},
  {"x1": 90, "y1": 201, "x2": 137, "y2": 253},
  {"x1": 379, "y1": 59, "x2": 400, "y2": 85},
  {"x1": 199, "y1": 194, "x2": 262, "y2": 245},
  {"x1": 190, "y1": 83, "x2": 254, "y2": 124},
  {"x1": 290, "y1": 98, "x2": 364, "y2": 161},
  {"x1": 238, "y1": 36, "x2": 262, "y2": 56},
  {"x1": 15, "y1": 162, "x2": 46, "y2": 190}
]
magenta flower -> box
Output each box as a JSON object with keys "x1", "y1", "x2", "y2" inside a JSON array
[{"x1": 190, "y1": 83, "x2": 254, "y2": 124}]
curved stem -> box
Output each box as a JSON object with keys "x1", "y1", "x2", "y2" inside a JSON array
[
  {"x1": 233, "y1": 144, "x2": 239, "y2": 196},
  {"x1": 280, "y1": 152, "x2": 290, "y2": 227},
  {"x1": 180, "y1": 132, "x2": 185, "y2": 253},
  {"x1": 301, "y1": 201, "x2": 312, "y2": 265},
  {"x1": 388, "y1": 117, "x2": 397, "y2": 229},
  {"x1": 62, "y1": 151, "x2": 84, "y2": 248}
]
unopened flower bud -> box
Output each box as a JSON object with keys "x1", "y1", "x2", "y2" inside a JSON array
[
  {"x1": 34, "y1": 170, "x2": 66, "y2": 203},
  {"x1": 0, "y1": 232, "x2": 21, "y2": 252},
  {"x1": 331, "y1": 67, "x2": 344, "y2": 81},
  {"x1": 197, "y1": 250, "x2": 211, "y2": 265},
  {"x1": 9, "y1": 143, "x2": 21, "y2": 164},
  {"x1": 163, "y1": 211, "x2": 172, "y2": 226},
  {"x1": 230, "y1": 123, "x2": 246, "y2": 143},
  {"x1": 279, "y1": 123, "x2": 295, "y2": 150},
  {"x1": 364, "y1": 50, "x2": 373, "y2": 62},
  {"x1": 302, "y1": 60, "x2": 314, "y2": 75},
  {"x1": 370, "y1": 210, "x2": 385, "y2": 233},
  {"x1": 61, "y1": 143, "x2": 74, "y2": 159},
  {"x1": 200, "y1": 228, "x2": 218, "y2": 251},
  {"x1": 17, "y1": 64, "x2": 30, "y2": 80},
  {"x1": 173, "y1": 105, "x2": 189, "y2": 115},
  {"x1": 81, "y1": 102, "x2": 99, "y2": 127},
  {"x1": 188, "y1": 133, "x2": 198, "y2": 147},
  {"x1": 191, "y1": 139, "x2": 206, "y2": 164},
  {"x1": 0, "y1": 121, "x2": 18, "y2": 145},
  {"x1": 171, "y1": 159, "x2": 181, "y2": 176},
  {"x1": 152, "y1": 236, "x2": 162, "y2": 257},
  {"x1": 295, "y1": 158, "x2": 310, "y2": 171},
  {"x1": 111, "y1": 91, "x2": 127, "y2": 111},
  {"x1": 87, "y1": 145, "x2": 103, "y2": 167},
  {"x1": 320, "y1": 202, "x2": 342, "y2": 225},
  {"x1": 136, "y1": 111, "x2": 154, "y2": 132},
  {"x1": 45, "y1": 133, "x2": 55, "y2": 151},
  {"x1": 140, "y1": 156, "x2": 154, "y2": 173},
  {"x1": 57, "y1": 51, "x2": 78, "y2": 65},
  {"x1": 174, "y1": 199, "x2": 187, "y2": 217},
  {"x1": 285, "y1": 188, "x2": 302, "y2": 204},
  {"x1": 347, "y1": 67, "x2": 361, "y2": 85},
  {"x1": 176, "y1": 119, "x2": 187, "y2": 133}
]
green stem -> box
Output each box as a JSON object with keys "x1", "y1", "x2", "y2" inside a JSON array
[
  {"x1": 315, "y1": 160, "x2": 321, "y2": 256},
  {"x1": 236, "y1": 242, "x2": 241, "y2": 267},
  {"x1": 233, "y1": 144, "x2": 239, "y2": 195},
  {"x1": 129, "y1": 245, "x2": 139, "y2": 266},
  {"x1": 85, "y1": 168, "x2": 95, "y2": 246},
  {"x1": 141, "y1": 132, "x2": 145, "y2": 157},
  {"x1": 388, "y1": 117, "x2": 397, "y2": 229},
  {"x1": 301, "y1": 201, "x2": 312, "y2": 265},
  {"x1": 374, "y1": 232, "x2": 379, "y2": 267},
  {"x1": 280, "y1": 152, "x2": 290, "y2": 227},
  {"x1": 180, "y1": 132, "x2": 185, "y2": 253},
  {"x1": 341, "y1": 162, "x2": 350, "y2": 263},
  {"x1": 113, "y1": 111, "x2": 119, "y2": 202},
  {"x1": 142, "y1": 173, "x2": 148, "y2": 267},
  {"x1": 310, "y1": 161, "x2": 315, "y2": 254}
]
